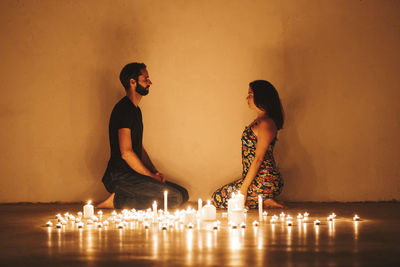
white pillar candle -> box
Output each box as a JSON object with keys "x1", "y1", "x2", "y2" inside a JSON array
[
  {"x1": 83, "y1": 200, "x2": 94, "y2": 219},
  {"x1": 201, "y1": 200, "x2": 216, "y2": 221},
  {"x1": 164, "y1": 191, "x2": 168, "y2": 213},
  {"x1": 258, "y1": 195, "x2": 263, "y2": 222},
  {"x1": 198, "y1": 198, "x2": 202, "y2": 212},
  {"x1": 229, "y1": 209, "x2": 245, "y2": 225},
  {"x1": 235, "y1": 192, "x2": 244, "y2": 210}
]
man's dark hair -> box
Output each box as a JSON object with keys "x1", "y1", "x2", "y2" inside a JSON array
[
  {"x1": 249, "y1": 80, "x2": 285, "y2": 130},
  {"x1": 119, "y1": 62, "x2": 147, "y2": 92}
]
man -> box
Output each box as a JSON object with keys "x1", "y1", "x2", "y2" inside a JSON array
[{"x1": 97, "y1": 63, "x2": 189, "y2": 209}]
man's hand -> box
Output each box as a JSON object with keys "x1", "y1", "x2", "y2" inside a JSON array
[{"x1": 155, "y1": 172, "x2": 166, "y2": 183}]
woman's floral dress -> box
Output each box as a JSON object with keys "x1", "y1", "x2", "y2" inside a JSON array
[{"x1": 211, "y1": 123, "x2": 283, "y2": 209}]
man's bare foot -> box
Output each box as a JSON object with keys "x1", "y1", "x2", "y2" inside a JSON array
[
  {"x1": 263, "y1": 198, "x2": 285, "y2": 209},
  {"x1": 96, "y1": 193, "x2": 115, "y2": 209}
]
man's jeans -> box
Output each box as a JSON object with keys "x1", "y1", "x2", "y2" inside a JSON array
[{"x1": 102, "y1": 161, "x2": 189, "y2": 209}]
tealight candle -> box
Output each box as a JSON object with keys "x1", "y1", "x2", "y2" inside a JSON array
[
  {"x1": 77, "y1": 222, "x2": 84, "y2": 228},
  {"x1": 83, "y1": 201, "x2": 94, "y2": 219},
  {"x1": 353, "y1": 215, "x2": 360, "y2": 221},
  {"x1": 103, "y1": 220, "x2": 109, "y2": 226},
  {"x1": 46, "y1": 221, "x2": 53, "y2": 227},
  {"x1": 231, "y1": 223, "x2": 238, "y2": 229},
  {"x1": 56, "y1": 223, "x2": 62, "y2": 229},
  {"x1": 87, "y1": 219, "x2": 93, "y2": 225},
  {"x1": 287, "y1": 220, "x2": 293, "y2": 226},
  {"x1": 164, "y1": 191, "x2": 168, "y2": 212},
  {"x1": 117, "y1": 223, "x2": 124, "y2": 229},
  {"x1": 187, "y1": 223, "x2": 194, "y2": 229},
  {"x1": 297, "y1": 213, "x2": 303, "y2": 220},
  {"x1": 97, "y1": 222, "x2": 103, "y2": 228},
  {"x1": 252, "y1": 220, "x2": 259, "y2": 227},
  {"x1": 212, "y1": 222, "x2": 219, "y2": 230},
  {"x1": 314, "y1": 219, "x2": 320, "y2": 226},
  {"x1": 240, "y1": 222, "x2": 246, "y2": 228}
]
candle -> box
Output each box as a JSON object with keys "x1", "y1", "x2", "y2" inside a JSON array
[
  {"x1": 103, "y1": 220, "x2": 109, "y2": 226},
  {"x1": 240, "y1": 222, "x2": 246, "y2": 228},
  {"x1": 77, "y1": 222, "x2": 84, "y2": 228},
  {"x1": 314, "y1": 219, "x2": 320, "y2": 226},
  {"x1": 353, "y1": 215, "x2": 360, "y2": 221},
  {"x1": 164, "y1": 191, "x2": 168, "y2": 212},
  {"x1": 152, "y1": 201, "x2": 158, "y2": 221},
  {"x1": 198, "y1": 198, "x2": 203, "y2": 212},
  {"x1": 229, "y1": 209, "x2": 245, "y2": 225},
  {"x1": 56, "y1": 223, "x2": 62, "y2": 229},
  {"x1": 258, "y1": 195, "x2": 263, "y2": 222},
  {"x1": 201, "y1": 200, "x2": 216, "y2": 221},
  {"x1": 83, "y1": 200, "x2": 94, "y2": 219},
  {"x1": 97, "y1": 222, "x2": 103, "y2": 228},
  {"x1": 77, "y1": 211, "x2": 83, "y2": 218},
  {"x1": 46, "y1": 221, "x2": 53, "y2": 227},
  {"x1": 212, "y1": 222, "x2": 219, "y2": 230},
  {"x1": 252, "y1": 220, "x2": 259, "y2": 227},
  {"x1": 287, "y1": 220, "x2": 293, "y2": 226}
]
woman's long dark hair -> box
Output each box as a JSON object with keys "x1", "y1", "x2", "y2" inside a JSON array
[{"x1": 249, "y1": 80, "x2": 284, "y2": 130}]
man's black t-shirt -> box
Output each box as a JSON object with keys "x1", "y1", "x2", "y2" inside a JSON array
[{"x1": 108, "y1": 96, "x2": 143, "y2": 172}]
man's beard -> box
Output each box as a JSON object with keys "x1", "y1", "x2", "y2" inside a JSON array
[{"x1": 135, "y1": 82, "x2": 149, "y2": 96}]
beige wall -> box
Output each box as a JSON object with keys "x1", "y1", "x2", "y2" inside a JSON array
[{"x1": 0, "y1": 0, "x2": 399, "y2": 203}]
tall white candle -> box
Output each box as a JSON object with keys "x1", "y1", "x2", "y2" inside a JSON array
[
  {"x1": 258, "y1": 195, "x2": 263, "y2": 222},
  {"x1": 164, "y1": 191, "x2": 168, "y2": 213},
  {"x1": 198, "y1": 198, "x2": 202, "y2": 212},
  {"x1": 83, "y1": 200, "x2": 94, "y2": 219}
]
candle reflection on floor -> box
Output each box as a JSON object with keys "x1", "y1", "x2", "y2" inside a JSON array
[{"x1": 41, "y1": 208, "x2": 373, "y2": 266}]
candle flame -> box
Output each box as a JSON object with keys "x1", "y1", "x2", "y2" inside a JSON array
[{"x1": 88, "y1": 200, "x2": 92, "y2": 205}]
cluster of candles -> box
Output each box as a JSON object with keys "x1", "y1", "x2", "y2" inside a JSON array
[{"x1": 45, "y1": 192, "x2": 362, "y2": 230}]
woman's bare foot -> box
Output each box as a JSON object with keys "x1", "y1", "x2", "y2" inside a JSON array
[
  {"x1": 263, "y1": 198, "x2": 285, "y2": 209},
  {"x1": 96, "y1": 193, "x2": 115, "y2": 209}
]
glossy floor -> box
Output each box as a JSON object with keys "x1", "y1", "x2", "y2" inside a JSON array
[{"x1": 0, "y1": 203, "x2": 399, "y2": 266}]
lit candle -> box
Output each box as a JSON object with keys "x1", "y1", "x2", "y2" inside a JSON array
[
  {"x1": 198, "y1": 198, "x2": 202, "y2": 212},
  {"x1": 56, "y1": 223, "x2": 62, "y2": 229},
  {"x1": 353, "y1": 215, "x2": 360, "y2": 221},
  {"x1": 152, "y1": 201, "x2": 158, "y2": 220},
  {"x1": 83, "y1": 200, "x2": 94, "y2": 219},
  {"x1": 314, "y1": 219, "x2": 320, "y2": 226},
  {"x1": 77, "y1": 222, "x2": 84, "y2": 228},
  {"x1": 258, "y1": 195, "x2": 263, "y2": 222},
  {"x1": 287, "y1": 220, "x2": 293, "y2": 226},
  {"x1": 97, "y1": 222, "x2": 103, "y2": 228},
  {"x1": 240, "y1": 222, "x2": 246, "y2": 228},
  {"x1": 212, "y1": 222, "x2": 219, "y2": 230},
  {"x1": 97, "y1": 210, "x2": 103, "y2": 219},
  {"x1": 164, "y1": 191, "x2": 168, "y2": 212},
  {"x1": 252, "y1": 220, "x2": 259, "y2": 227},
  {"x1": 77, "y1": 211, "x2": 83, "y2": 218},
  {"x1": 201, "y1": 200, "x2": 216, "y2": 221},
  {"x1": 46, "y1": 221, "x2": 53, "y2": 227},
  {"x1": 103, "y1": 220, "x2": 109, "y2": 226}
]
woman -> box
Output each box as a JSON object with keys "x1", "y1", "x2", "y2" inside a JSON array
[{"x1": 212, "y1": 80, "x2": 284, "y2": 209}]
